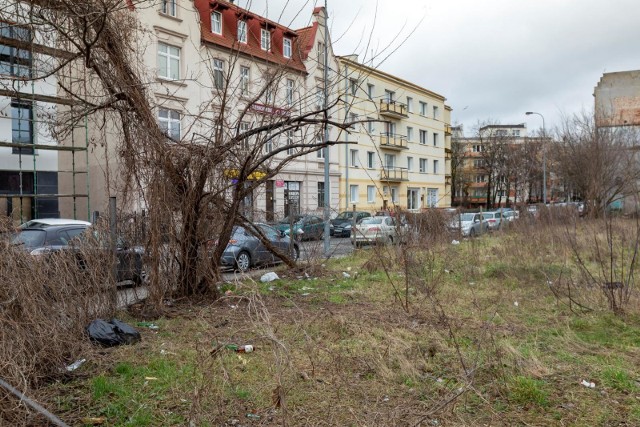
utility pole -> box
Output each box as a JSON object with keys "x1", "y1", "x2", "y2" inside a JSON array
[
  {"x1": 525, "y1": 111, "x2": 546, "y2": 204},
  {"x1": 322, "y1": 0, "x2": 331, "y2": 256}
]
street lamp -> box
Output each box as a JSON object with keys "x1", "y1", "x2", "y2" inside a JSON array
[{"x1": 525, "y1": 111, "x2": 546, "y2": 204}]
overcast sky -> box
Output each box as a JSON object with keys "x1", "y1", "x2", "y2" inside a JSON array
[{"x1": 240, "y1": 0, "x2": 640, "y2": 136}]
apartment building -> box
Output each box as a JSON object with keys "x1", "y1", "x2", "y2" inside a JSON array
[
  {"x1": 336, "y1": 55, "x2": 451, "y2": 213},
  {"x1": 0, "y1": 8, "x2": 63, "y2": 222},
  {"x1": 56, "y1": 0, "x2": 340, "y2": 220},
  {"x1": 594, "y1": 70, "x2": 640, "y2": 129}
]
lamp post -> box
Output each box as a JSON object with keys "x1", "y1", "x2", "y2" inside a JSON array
[{"x1": 525, "y1": 111, "x2": 546, "y2": 204}]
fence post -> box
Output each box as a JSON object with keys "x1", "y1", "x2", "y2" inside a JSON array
[{"x1": 109, "y1": 197, "x2": 117, "y2": 284}]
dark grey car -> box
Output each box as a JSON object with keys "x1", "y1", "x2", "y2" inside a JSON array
[
  {"x1": 11, "y1": 223, "x2": 145, "y2": 284},
  {"x1": 219, "y1": 224, "x2": 300, "y2": 272}
]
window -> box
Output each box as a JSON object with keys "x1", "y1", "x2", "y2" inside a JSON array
[
  {"x1": 11, "y1": 101, "x2": 33, "y2": 154},
  {"x1": 261, "y1": 28, "x2": 271, "y2": 51},
  {"x1": 237, "y1": 20, "x2": 247, "y2": 43},
  {"x1": 283, "y1": 37, "x2": 292, "y2": 58},
  {"x1": 367, "y1": 117, "x2": 375, "y2": 133},
  {"x1": 264, "y1": 136, "x2": 273, "y2": 153},
  {"x1": 433, "y1": 105, "x2": 439, "y2": 119},
  {"x1": 0, "y1": 25, "x2": 32, "y2": 78},
  {"x1": 317, "y1": 42, "x2": 325, "y2": 68},
  {"x1": 419, "y1": 101, "x2": 427, "y2": 116},
  {"x1": 384, "y1": 154, "x2": 396, "y2": 168},
  {"x1": 161, "y1": 0, "x2": 177, "y2": 17},
  {"x1": 475, "y1": 175, "x2": 486, "y2": 183},
  {"x1": 407, "y1": 156, "x2": 414, "y2": 171},
  {"x1": 350, "y1": 185, "x2": 359, "y2": 203},
  {"x1": 315, "y1": 87, "x2": 324, "y2": 109},
  {"x1": 367, "y1": 151, "x2": 375, "y2": 169},
  {"x1": 407, "y1": 189, "x2": 419, "y2": 210},
  {"x1": 317, "y1": 182, "x2": 325, "y2": 208},
  {"x1": 406, "y1": 126, "x2": 414, "y2": 142},
  {"x1": 157, "y1": 43, "x2": 180, "y2": 80},
  {"x1": 316, "y1": 133, "x2": 325, "y2": 159},
  {"x1": 427, "y1": 188, "x2": 438, "y2": 208},
  {"x1": 350, "y1": 149, "x2": 359, "y2": 167},
  {"x1": 391, "y1": 187, "x2": 398, "y2": 203},
  {"x1": 512, "y1": 129, "x2": 520, "y2": 137},
  {"x1": 419, "y1": 158, "x2": 427, "y2": 173},
  {"x1": 286, "y1": 130, "x2": 294, "y2": 155},
  {"x1": 350, "y1": 79, "x2": 358, "y2": 96},
  {"x1": 240, "y1": 66, "x2": 249, "y2": 95},
  {"x1": 419, "y1": 129, "x2": 427, "y2": 144},
  {"x1": 367, "y1": 185, "x2": 376, "y2": 203},
  {"x1": 213, "y1": 58, "x2": 224, "y2": 89},
  {"x1": 406, "y1": 97, "x2": 413, "y2": 113},
  {"x1": 211, "y1": 11, "x2": 222, "y2": 34},
  {"x1": 385, "y1": 121, "x2": 396, "y2": 135},
  {"x1": 239, "y1": 121, "x2": 250, "y2": 149},
  {"x1": 473, "y1": 144, "x2": 483, "y2": 152},
  {"x1": 367, "y1": 83, "x2": 375, "y2": 99},
  {"x1": 385, "y1": 90, "x2": 395, "y2": 103},
  {"x1": 473, "y1": 159, "x2": 485, "y2": 168},
  {"x1": 433, "y1": 132, "x2": 439, "y2": 146},
  {"x1": 350, "y1": 112, "x2": 358, "y2": 129},
  {"x1": 433, "y1": 159, "x2": 439, "y2": 174},
  {"x1": 286, "y1": 79, "x2": 294, "y2": 106},
  {"x1": 158, "y1": 108, "x2": 181, "y2": 140}
]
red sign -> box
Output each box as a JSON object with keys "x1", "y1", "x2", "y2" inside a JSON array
[{"x1": 276, "y1": 180, "x2": 285, "y2": 188}]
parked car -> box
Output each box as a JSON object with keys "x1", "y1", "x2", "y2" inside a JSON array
[
  {"x1": 481, "y1": 212, "x2": 503, "y2": 230},
  {"x1": 448, "y1": 213, "x2": 491, "y2": 237},
  {"x1": 273, "y1": 215, "x2": 324, "y2": 241},
  {"x1": 351, "y1": 216, "x2": 406, "y2": 247},
  {"x1": 218, "y1": 224, "x2": 299, "y2": 272},
  {"x1": 10, "y1": 221, "x2": 145, "y2": 284},
  {"x1": 330, "y1": 211, "x2": 372, "y2": 237}
]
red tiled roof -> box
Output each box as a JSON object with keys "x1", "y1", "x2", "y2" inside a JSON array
[
  {"x1": 296, "y1": 24, "x2": 317, "y2": 61},
  {"x1": 195, "y1": 0, "x2": 307, "y2": 74}
]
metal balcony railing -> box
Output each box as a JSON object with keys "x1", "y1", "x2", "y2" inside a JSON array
[
  {"x1": 379, "y1": 133, "x2": 408, "y2": 150},
  {"x1": 380, "y1": 166, "x2": 409, "y2": 181},
  {"x1": 379, "y1": 99, "x2": 408, "y2": 119}
]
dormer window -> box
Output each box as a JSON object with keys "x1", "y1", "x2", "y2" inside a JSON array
[
  {"x1": 211, "y1": 11, "x2": 222, "y2": 35},
  {"x1": 161, "y1": 0, "x2": 177, "y2": 17},
  {"x1": 260, "y1": 28, "x2": 270, "y2": 51},
  {"x1": 283, "y1": 37, "x2": 292, "y2": 58},
  {"x1": 237, "y1": 20, "x2": 247, "y2": 43}
]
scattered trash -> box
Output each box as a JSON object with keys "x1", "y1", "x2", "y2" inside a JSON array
[
  {"x1": 65, "y1": 358, "x2": 86, "y2": 372},
  {"x1": 224, "y1": 289, "x2": 234, "y2": 296},
  {"x1": 299, "y1": 371, "x2": 310, "y2": 381},
  {"x1": 444, "y1": 269, "x2": 450, "y2": 274},
  {"x1": 144, "y1": 376, "x2": 158, "y2": 381},
  {"x1": 160, "y1": 349, "x2": 176, "y2": 356},
  {"x1": 246, "y1": 413, "x2": 261, "y2": 420},
  {"x1": 260, "y1": 272, "x2": 280, "y2": 283},
  {"x1": 81, "y1": 417, "x2": 106, "y2": 425},
  {"x1": 469, "y1": 282, "x2": 475, "y2": 286},
  {"x1": 136, "y1": 322, "x2": 159, "y2": 330},
  {"x1": 342, "y1": 272, "x2": 351, "y2": 278},
  {"x1": 87, "y1": 319, "x2": 141, "y2": 347},
  {"x1": 514, "y1": 301, "x2": 519, "y2": 307},
  {"x1": 226, "y1": 344, "x2": 254, "y2": 353},
  {"x1": 347, "y1": 267, "x2": 352, "y2": 272},
  {"x1": 436, "y1": 378, "x2": 444, "y2": 383},
  {"x1": 229, "y1": 305, "x2": 238, "y2": 309},
  {"x1": 301, "y1": 293, "x2": 310, "y2": 296},
  {"x1": 300, "y1": 286, "x2": 314, "y2": 291},
  {"x1": 451, "y1": 240, "x2": 460, "y2": 245},
  {"x1": 268, "y1": 286, "x2": 275, "y2": 291},
  {"x1": 382, "y1": 395, "x2": 390, "y2": 402},
  {"x1": 580, "y1": 379, "x2": 596, "y2": 388}
]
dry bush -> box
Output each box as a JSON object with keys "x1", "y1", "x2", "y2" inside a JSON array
[{"x1": 0, "y1": 223, "x2": 118, "y2": 424}]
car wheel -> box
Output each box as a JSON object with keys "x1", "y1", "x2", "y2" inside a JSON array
[
  {"x1": 235, "y1": 251, "x2": 251, "y2": 272},
  {"x1": 469, "y1": 228, "x2": 476, "y2": 238},
  {"x1": 293, "y1": 245, "x2": 300, "y2": 260},
  {"x1": 388, "y1": 236, "x2": 394, "y2": 245}
]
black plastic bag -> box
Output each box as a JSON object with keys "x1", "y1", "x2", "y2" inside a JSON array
[{"x1": 87, "y1": 319, "x2": 141, "y2": 347}]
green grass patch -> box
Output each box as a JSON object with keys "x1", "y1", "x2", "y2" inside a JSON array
[{"x1": 509, "y1": 376, "x2": 550, "y2": 407}]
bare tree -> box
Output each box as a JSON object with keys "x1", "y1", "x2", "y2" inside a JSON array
[{"x1": 554, "y1": 112, "x2": 640, "y2": 215}]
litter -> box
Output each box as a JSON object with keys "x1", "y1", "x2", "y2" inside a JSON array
[
  {"x1": 514, "y1": 301, "x2": 519, "y2": 307},
  {"x1": 136, "y1": 322, "x2": 159, "y2": 330},
  {"x1": 451, "y1": 240, "x2": 460, "y2": 245},
  {"x1": 87, "y1": 319, "x2": 141, "y2": 347},
  {"x1": 246, "y1": 413, "x2": 261, "y2": 420},
  {"x1": 444, "y1": 269, "x2": 450, "y2": 274},
  {"x1": 81, "y1": 417, "x2": 106, "y2": 425},
  {"x1": 342, "y1": 272, "x2": 351, "y2": 278},
  {"x1": 260, "y1": 272, "x2": 280, "y2": 283},
  {"x1": 66, "y1": 358, "x2": 86, "y2": 372},
  {"x1": 580, "y1": 379, "x2": 596, "y2": 388}
]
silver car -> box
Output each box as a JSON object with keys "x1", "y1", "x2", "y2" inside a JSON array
[
  {"x1": 449, "y1": 213, "x2": 491, "y2": 237},
  {"x1": 352, "y1": 216, "x2": 402, "y2": 247}
]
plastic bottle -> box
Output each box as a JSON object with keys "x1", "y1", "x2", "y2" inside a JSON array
[{"x1": 225, "y1": 344, "x2": 254, "y2": 353}]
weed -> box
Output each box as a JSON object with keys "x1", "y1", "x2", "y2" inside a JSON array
[
  {"x1": 600, "y1": 367, "x2": 637, "y2": 392},
  {"x1": 509, "y1": 376, "x2": 549, "y2": 407}
]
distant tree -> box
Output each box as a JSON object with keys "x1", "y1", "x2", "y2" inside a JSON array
[
  {"x1": 472, "y1": 121, "x2": 509, "y2": 209},
  {"x1": 450, "y1": 131, "x2": 469, "y2": 207},
  {"x1": 555, "y1": 112, "x2": 640, "y2": 215}
]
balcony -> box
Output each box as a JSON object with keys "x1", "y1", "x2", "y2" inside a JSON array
[
  {"x1": 380, "y1": 166, "x2": 409, "y2": 182},
  {"x1": 445, "y1": 124, "x2": 452, "y2": 136},
  {"x1": 379, "y1": 99, "x2": 408, "y2": 119},
  {"x1": 445, "y1": 147, "x2": 452, "y2": 159},
  {"x1": 379, "y1": 133, "x2": 408, "y2": 150},
  {"x1": 445, "y1": 175, "x2": 452, "y2": 186}
]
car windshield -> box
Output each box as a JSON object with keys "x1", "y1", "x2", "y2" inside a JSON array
[
  {"x1": 12, "y1": 230, "x2": 46, "y2": 249},
  {"x1": 279, "y1": 216, "x2": 303, "y2": 224},
  {"x1": 361, "y1": 218, "x2": 383, "y2": 225},
  {"x1": 459, "y1": 213, "x2": 475, "y2": 221},
  {"x1": 335, "y1": 212, "x2": 353, "y2": 220}
]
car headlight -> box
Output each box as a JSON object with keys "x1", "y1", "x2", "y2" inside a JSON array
[
  {"x1": 345, "y1": 224, "x2": 352, "y2": 229},
  {"x1": 30, "y1": 247, "x2": 50, "y2": 256}
]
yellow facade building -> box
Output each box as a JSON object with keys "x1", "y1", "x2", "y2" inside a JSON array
[{"x1": 335, "y1": 55, "x2": 451, "y2": 213}]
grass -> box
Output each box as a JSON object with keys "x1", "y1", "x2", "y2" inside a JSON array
[{"x1": 41, "y1": 221, "x2": 640, "y2": 426}]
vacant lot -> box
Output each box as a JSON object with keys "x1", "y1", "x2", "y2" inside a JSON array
[{"x1": 7, "y1": 219, "x2": 640, "y2": 426}]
